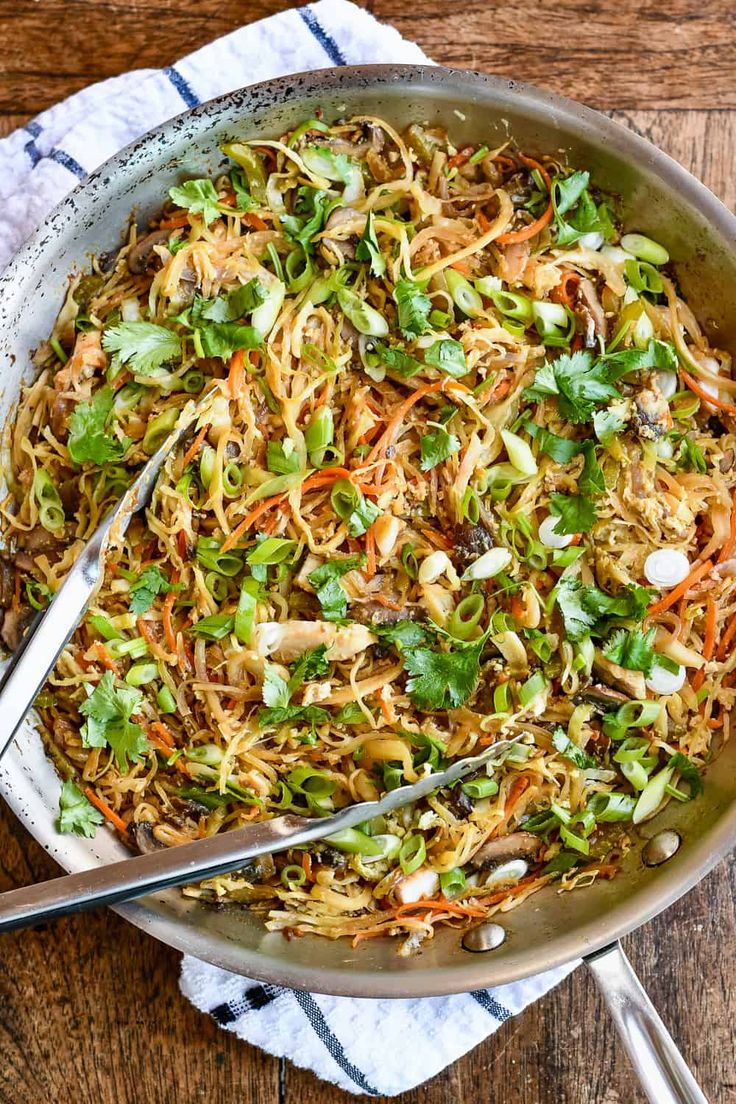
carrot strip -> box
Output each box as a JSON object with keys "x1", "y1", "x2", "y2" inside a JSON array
[
  {"x1": 92, "y1": 642, "x2": 120, "y2": 675},
  {"x1": 496, "y1": 154, "x2": 553, "y2": 246},
  {"x1": 158, "y1": 211, "x2": 190, "y2": 230},
  {"x1": 136, "y1": 618, "x2": 158, "y2": 648},
  {"x1": 717, "y1": 609, "x2": 736, "y2": 661},
  {"x1": 692, "y1": 596, "x2": 718, "y2": 692},
  {"x1": 149, "y1": 721, "x2": 176, "y2": 750},
  {"x1": 301, "y1": 852, "x2": 314, "y2": 883},
  {"x1": 162, "y1": 590, "x2": 178, "y2": 653},
  {"x1": 364, "y1": 526, "x2": 377, "y2": 581},
  {"x1": 447, "y1": 146, "x2": 474, "y2": 169},
  {"x1": 181, "y1": 423, "x2": 210, "y2": 469},
  {"x1": 366, "y1": 380, "x2": 448, "y2": 464},
  {"x1": 84, "y1": 786, "x2": 128, "y2": 834},
  {"x1": 244, "y1": 212, "x2": 268, "y2": 231},
  {"x1": 718, "y1": 489, "x2": 736, "y2": 563},
  {"x1": 418, "y1": 526, "x2": 453, "y2": 551},
  {"x1": 352, "y1": 929, "x2": 391, "y2": 948},
  {"x1": 220, "y1": 494, "x2": 286, "y2": 553},
  {"x1": 477, "y1": 209, "x2": 491, "y2": 233},
  {"x1": 110, "y1": 370, "x2": 131, "y2": 393},
  {"x1": 551, "y1": 271, "x2": 580, "y2": 307},
  {"x1": 647, "y1": 559, "x2": 713, "y2": 617},
  {"x1": 373, "y1": 594, "x2": 403, "y2": 611},
  {"x1": 680, "y1": 370, "x2": 736, "y2": 417},
  {"x1": 394, "y1": 898, "x2": 486, "y2": 920},
  {"x1": 228, "y1": 349, "x2": 245, "y2": 400}
]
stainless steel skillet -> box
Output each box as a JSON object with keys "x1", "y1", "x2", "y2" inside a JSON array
[{"x1": 0, "y1": 62, "x2": 733, "y2": 1102}]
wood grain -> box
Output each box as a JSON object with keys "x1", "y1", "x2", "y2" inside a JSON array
[{"x1": 0, "y1": 2, "x2": 734, "y2": 1102}]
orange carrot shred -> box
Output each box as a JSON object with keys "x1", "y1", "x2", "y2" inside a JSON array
[
  {"x1": 364, "y1": 526, "x2": 377, "y2": 581},
  {"x1": 692, "y1": 596, "x2": 718, "y2": 692},
  {"x1": 680, "y1": 370, "x2": 736, "y2": 417},
  {"x1": 497, "y1": 154, "x2": 553, "y2": 246},
  {"x1": 181, "y1": 423, "x2": 210, "y2": 469},
  {"x1": 92, "y1": 642, "x2": 120, "y2": 675},
  {"x1": 228, "y1": 349, "x2": 245, "y2": 400},
  {"x1": 84, "y1": 786, "x2": 128, "y2": 834},
  {"x1": 647, "y1": 559, "x2": 713, "y2": 617}
]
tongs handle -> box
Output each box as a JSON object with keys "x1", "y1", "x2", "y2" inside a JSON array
[{"x1": 0, "y1": 531, "x2": 104, "y2": 763}]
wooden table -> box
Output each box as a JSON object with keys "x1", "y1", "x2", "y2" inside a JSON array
[{"x1": 1, "y1": 2, "x2": 734, "y2": 1100}]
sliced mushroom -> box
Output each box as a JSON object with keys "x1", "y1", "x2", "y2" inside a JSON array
[
  {"x1": 131, "y1": 823, "x2": 165, "y2": 854},
  {"x1": 470, "y1": 832, "x2": 541, "y2": 869},
  {"x1": 320, "y1": 207, "x2": 365, "y2": 264},
  {"x1": 573, "y1": 683, "x2": 629, "y2": 712},
  {"x1": 16, "y1": 525, "x2": 68, "y2": 553},
  {"x1": 352, "y1": 601, "x2": 412, "y2": 627},
  {"x1": 593, "y1": 654, "x2": 647, "y2": 700},
  {"x1": 127, "y1": 229, "x2": 171, "y2": 275},
  {"x1": 0, "y1": 557, "x2": 14, "y2": 608},
  {"x1": 453, "y1": 521, "x2": 494, "y2": 565},
  {"x1": 577, "y1": 277, "x2": 607, "y2": 346},
  {"x1": 719, "y1": 448, "x2": 735, "y2": 473},
  {"x1": 0, "y1": 605, "x2": 35, "y2": 652}
]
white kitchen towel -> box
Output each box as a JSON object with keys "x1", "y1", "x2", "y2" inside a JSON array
[{"x1": 0, "y1": 0, "x2": 579, "y2": 1093}]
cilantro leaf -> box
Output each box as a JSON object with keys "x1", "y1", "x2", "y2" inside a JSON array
[
  {"x1": 374, "y1": 341, "x2": 424, "y2": 379},
  {"x1": 668, "y1": 752, "x2": 703, "y2": 799},
  {"x1": 525, "y1": 419, "x2": 585, "y2": 463},
  {"x1": 420, "y1": 427, "x2": 460, "y2": 471},
  {"x1": 57, "y1": 780, "x2": 104, "y2": 838},
  {"x1": 555, "y1": 578, "x2": 653, "y2": 642},
  {"x1": 403, "y1": 640, "x2": 483, "y2": 712},
  {"x1": 355, "y1": 211, "x2": 386, "y2": 277},
  {"x1": 169, "y1": 179, "x2": 221, "y2": 226},
  {"x1": 67, "y1": 386, "x2": 131, "y2": 466},
  {"x1": 258, "y1": 704, "x2": 330, "y2": 726},
  {"x1": 394, "y1": 279, "x2": 432, "y2": 338},
  {"x1": 288, "y1": 645, "x2": 330, "y2": 696},
  {"x1": 373, "y1": 620, "x2": 435, "y2": 651},
  {"x1": 553, "y1": 170, "x2": 591, "y2": 217},
  {"x1": 603, "y1": 626, "x2": 657, "y2": 675},
  {"x1": 551, "y1": 727, "x2": 597, "y2": 769},
  {"x1": 549, "y1": 492, "x2": 597, "y2": 534},
  {"x1": 593, "y1": 406, "x2": 628, "y2": 446},
  {"x1": 194, "y1": 279, "x2": 267, "y2": 323},
  {"x1": 281, "y1": 187, "x2": 331, "y2": 251},
  {"x1": 424, "y1": 339, "x2": 467, "y2": 378},
  {"x1": 198, "y1": 322, "x2": 261, "y2": 360},
  {"x1": 187, "y1": 613, "x2": 235, "y2": 639},
  {"x1": 230, "y1": 168, "x2": 257, "y2": 213},
  {"x1": 308, "y1": 555, "x2": 365, "y2": 621},
  {"x1": 79, "y1": 671, "x2": 149, "y2": 771},
  {"x1": 263, "y1": 664, "x2": 291, "y2": 708},
  {"x1": 579, "y1": 443, "x2": 606, "y2": 496},
  {"x1": 129, "y1": 566, "x2": 179, "y2": 616},
  {"x1": 675, "y1": 435, "x2": 707, "y2": 474},
  {"x1": 102, "y1": 322, "x2": 181, "y2": 377},
  {"x1": 551, "y1": 170, "x2": 614, "y2": 248}
]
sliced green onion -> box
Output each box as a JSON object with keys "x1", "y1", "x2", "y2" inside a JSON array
[
  {"x1": 114, "y1": 381, "x2": 145, "y2": 411},
  {"x1": 33, "y1": 469, "x2": 65, "y2": 533},
  {"x1": 559, "y1": 824, "x2": 589, "y2": 855},
  {"x1": 399, "y1": 834, "x2": 427, "y2": 875},
  {"x1": 603, "y1": 700, "x2": 661, "y2": 740},
  {"x1": 519, "y1": 671, "x2": 548, "y2": 707},
  {"x1": 620, "y1": 233, "x2": 669, "y2": 266},
  {"x1": 156, "y1": 685, "x2": 177, "y2": 713},
  {"x1": 500, "y1": 428, "x2": 538, "y2": 476},
  {"x1": 109, "y1": 636, "x2": 149, "y2": 660},
  {"x1": 439, "y1": 867, "x2": 467, "y2": 899},
  {"x1": 234, "y1": 577, "x2": 260, "y2": 645},
  {"x1": 621, "y1": 759, "x2": 650, "y2": 791},
  {"x1": 337, "y1": 288, "x2": 389, "y2": 337},
  {"x1": 633, "y1": 765, "x2": 676, "y2": 824},
  {"x1": 445, "y1": 269, "x2": 484, "y2": 318},
  {"x1": 324, "y1": 827, "x2": 384, "y2": 856},
  {"x1": 474, "y1": 275, "x2": 502, "y2": 297},
  {"x1": 532, "y1": 301, "x2": 575, "y2": 347},
  {"x1": 182, "y1": 369, "x2": 205, "y2": 394},
  {"x1": 199, "y1": 444, "x2": 217, "y2": 489},
  {"x1": 588, "y1": 792, "x2": 636, "y2": 822},
  {"x1": 493, "y1": 682, "x2": 510, "y2": 713},
  {"x1": 205, "y1": 571, "x2": 230, "y2": 602},
  {"x1": 187, "y1": 614, "x2": 234, "y2": 640},
  {"x1": 196, "y1": 538, "x2": 244, "y2": 577},
  {"x1": 305, "y1": 406, "x2": 337, "y2": 468},
  {"x1": 89, "y1": 614, "x2": 119, "y2": 641},
  {"x1": 330, "y1": 478, "x2": 380, "y2": 537},
  {"x1": 625, "y1": 259, "x2": 663, "y2": 295},
  {"x1": 287, "y1": 117, "x2": 330, "y2": 147},
  {"x1": 460, "y1": 486, "x2": 481, "y2": 524},
  {"x1": 281, "y1": 863, "x2": 307, "y2": 887},
  {"x1": 448, "y1": 594, "x2": 485, "y2": 640},
  {"x1": 468, "y1": 144, "x2": 490, "y2": 165},
  {"x1": 49, "y1": 336, "x2": 68, "y2": 363},
  {"x1": 461, "y1": 776, "x2": 499, "y2": 799},
  {"x1": 187, "y1": 744, "x2": 224, "y2": 766},
  {"x1": 142, "y1": 407, "x2": 179, "y2": 454},
  {"x1": 221, "y1": 143, "x2": 267, "y2": 203},
  {"x1": 285, "y1": 246, "x2": 314, "y2": 293},
  {"x1": 222, "y1": 462, "x2": 245, "y2": 497},
  {"x1": 246, "y1": 537, "x2": 297, "y2": 566},
  {"x1": 489, "y1": 289, "x2": 534, "y2": 323},
  {"x1": 401, "y1": 542, "x2": 419, "y2": 580},
  {"x1": 125, "y1": 661, "x2": 158, "y2": 687}
]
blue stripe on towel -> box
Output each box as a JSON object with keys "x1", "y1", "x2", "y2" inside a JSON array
[
  {"x1": 471, "y1": 990, "x2": 512, "y2": 1022},
  {"x1": 298, "y1": 6, "x2": 347, "y2": 65},
  {"x1": 48, "y1": 148, "x2": 86, "y2": 179},
  {"x1": 164, "y1": 66, "x2": 200, "y2": 108},
  {"x1": 293, "y1": 990, "x2": 379, "y2": 1094}
]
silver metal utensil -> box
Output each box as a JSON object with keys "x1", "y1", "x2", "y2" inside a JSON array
[
  {"x1": 0, "y1": 735, "x2": 522, "y2": 932},
  {"x1": 0, "y1": 402, "x2": 198, "y2": 765}
]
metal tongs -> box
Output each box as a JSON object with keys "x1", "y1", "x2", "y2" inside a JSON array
[{"x1": 0, "y1": 401, "x2": 524, "y2": 930}]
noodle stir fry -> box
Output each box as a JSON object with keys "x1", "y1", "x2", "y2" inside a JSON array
[{"x1": 3, "y1": 115, "x2": 734, "y2": 953}]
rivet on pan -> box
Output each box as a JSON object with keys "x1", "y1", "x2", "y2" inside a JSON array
[
  {"x1": 462, "y1": 922, "x2": 506, "y2": 953},
  {"x1": 642, "y1": 829, "x2": 681, "y2": 867}
]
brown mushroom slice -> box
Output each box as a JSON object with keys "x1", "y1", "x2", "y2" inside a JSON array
[
  {"x1": 0, "y1": 605, "x2": 36, "y2": 652},
  {"x1": 573, "y1": 683, "x2": 630, "y2": 712},
  {"x1": 470, "y1": 831, "x2": 541, "y2": 869},
  {"x1": 593, "y1": 654, "x2": 647, "y2": 700},
  {"x1": 320, "y1": 207, "x2": 365, "y2": 264},
  {"x1": 127, "y1": 229, "x2": 171, "y2": 275},
  {"x1": 577, "y1": 277, "x2": 607, "y2": 346}
]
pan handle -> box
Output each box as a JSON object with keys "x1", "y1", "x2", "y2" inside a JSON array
[{"x1": 585, "y1": 941, "x2": 708, "y2": 1104}]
